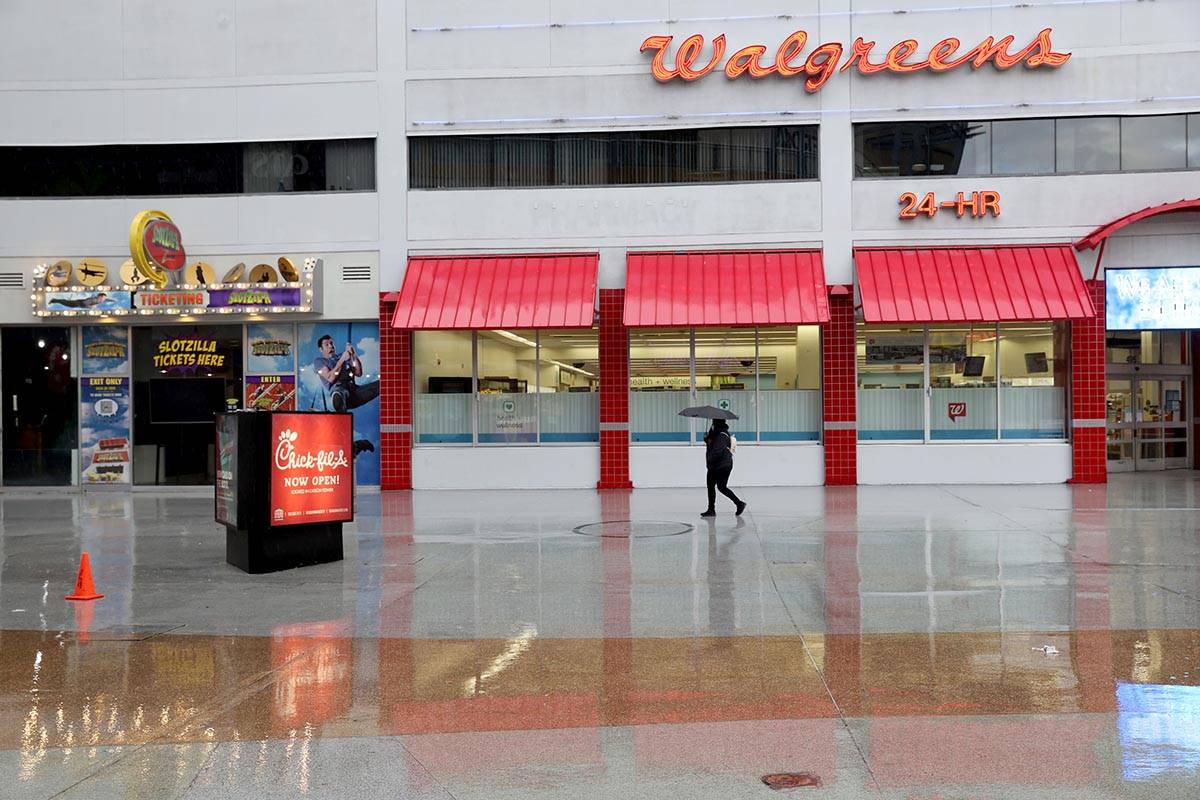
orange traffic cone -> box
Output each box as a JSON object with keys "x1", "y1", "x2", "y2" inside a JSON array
[{"x1": 65, "y1": 552, "x2": 104, "y2": 601}]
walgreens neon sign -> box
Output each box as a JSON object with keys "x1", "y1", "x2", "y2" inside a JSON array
[{"x1": 640, "y1": 28, "x2": 1070, "y2": 93}]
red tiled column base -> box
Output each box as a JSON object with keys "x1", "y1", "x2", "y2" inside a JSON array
[
  {"x1": 598, "y1": 289, "x2": 633, "y2": 489},
  {"x1": 379, "y1": 294, "x2": 413, "y2": 491},
  {"x1": 1069, "y1": 281, "x2": 1106, "y2": 484},
  {"x1": 823, "y1": 290, "x2": 857, "y2": 486},
  {"x1": 824, "y1": 429, "x2": 858, "y2": 486},
  {"x1": 599, "y1": 430, "x2": 632, "y2": 490}
]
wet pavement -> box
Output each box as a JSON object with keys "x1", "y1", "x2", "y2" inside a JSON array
[{"x1": 0, "y1": 474, "x2": 1198, "y2": 798}]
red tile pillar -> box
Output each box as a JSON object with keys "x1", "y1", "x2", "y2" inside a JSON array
[
  {"x1": 1191, "y1": 333, "x2": 1200, "y2": 469},
  {"x1": 1070, "y1": 281, "x2": 1107, "y2": 484},
  {"x1": 378, "y1": 293, "x2": 413, "y2": 490},
  {"x1": 598, "y1": 288, "x2": 633, "y2": 489},
  {"x1": 822, "y1": 287, "x2": 857, "y2": 485}
]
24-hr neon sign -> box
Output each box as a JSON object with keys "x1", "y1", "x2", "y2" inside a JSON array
[{"x1": 641, "y1": 29, "x2": 1070, "y2": 93}]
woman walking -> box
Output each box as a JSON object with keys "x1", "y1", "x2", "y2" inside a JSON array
[{"x1": 701, "y1": 418, "x2": 746, "y2": 518}]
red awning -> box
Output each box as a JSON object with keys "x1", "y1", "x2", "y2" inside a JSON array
[
  {"x1": 1075, "y1": 197, "x2": 1200, "y2": 250},
  {"x1": 624, "y1": 250, "x2": 829, "y2": 327},
  {"x1": 392, "y1": 254, "x2": 598, "y2": 329},
  {"x1": 855, "y1": 245, "x2": 1094, "y2": 323}
]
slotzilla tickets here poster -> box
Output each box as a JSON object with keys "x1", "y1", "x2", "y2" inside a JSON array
[{"x1": 80, "y1": 377, "x2": 132, "y2": 484}]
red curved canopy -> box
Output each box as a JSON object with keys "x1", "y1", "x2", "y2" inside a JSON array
[{"x1": 1075, "y1": 198, "x2": 1200, "y2": 251}]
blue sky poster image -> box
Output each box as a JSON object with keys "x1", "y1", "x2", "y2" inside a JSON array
[
  {"x1": 297, "y1": 322, "x2": 380, "y2": 486},
  {"x1": 82, "y1": 326, "x2": 130, "y2": 375}
]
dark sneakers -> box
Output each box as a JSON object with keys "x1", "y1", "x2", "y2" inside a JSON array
[
  {"x1": 735, "y1": 501, "x2": 747, "y2": 516},
  {"x1": 700, "y1": 509, "x2": 716, "y2": 518}
]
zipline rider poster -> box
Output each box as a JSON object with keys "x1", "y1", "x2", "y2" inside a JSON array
[{"x1": 269, "y1": 412, "x2": 353, "y2": 527}]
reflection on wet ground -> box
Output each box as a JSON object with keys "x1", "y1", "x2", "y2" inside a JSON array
[{"x1": 0, "y1": 474, "x2": 1198, "y2": 798}]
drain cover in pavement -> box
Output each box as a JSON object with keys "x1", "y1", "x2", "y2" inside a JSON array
[
  {"x1": 572, "y1": 520, "x2": 694, "y2": 539},
  {"x1": 762, "y1": 773, "x2": 822, "y2": 790}
]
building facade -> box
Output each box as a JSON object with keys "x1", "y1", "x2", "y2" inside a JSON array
[{"x1": 1, "y1": 1, "x2": 1198, "y2": 490}]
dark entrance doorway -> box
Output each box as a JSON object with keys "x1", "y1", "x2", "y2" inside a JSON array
[{"x1": 2, "y1": 327, "x2": 77, "y2": 485}]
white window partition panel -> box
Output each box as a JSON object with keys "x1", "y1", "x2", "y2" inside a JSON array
[
  {"x1": 539, "y1": 392, "x2": 599, "y2": 443},
  {"x1": 930, "y1": 387, "x2": 998, "y2": 440},
  {"x1": 858, "y1": 388, "x2": 924, "y2": 440},
  {"x1": 693, "y1": 389, "x2": 755, "y2": 442},
  {"x1": 1001, "y1": 386, "x2": 1066, "y2": 439},
  {"x1": 630, "y1": 390, "x2": 691, "y2": 443},
  {"x1": 758, "y1": 390, "x2": 822, "y2": 441},
  {"x1": 416, "y1": 394, "x2": 473, "y2": 444},
  {"x1": 478, "y1": 393, "x2": 538, "y2": 444}
]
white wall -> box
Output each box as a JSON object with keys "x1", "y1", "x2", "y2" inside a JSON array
[
  {"x1": 631, "y1": 444, "x2": 824, "y2": 488},
  {"x1": 413, "y1": 446, "x2": 600, "y2": 489},
  {"x1": 857, "y1": 443, "x2": 1072, "y2": 485}
]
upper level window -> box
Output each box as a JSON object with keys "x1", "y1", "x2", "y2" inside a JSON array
[
  {"x1": 855, "y1": 114, "x2": 1199, "y2": 177},
  {"x1": 410, "y1": 126, "x2": 818, "y2": 189},
  {"x1": 0, "y1": 138, "x2": 375, "y2": 198}
]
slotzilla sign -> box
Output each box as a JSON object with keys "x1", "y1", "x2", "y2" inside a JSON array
[{"x1": 37, "y1": 287, "x2": 311, "y2": 317}]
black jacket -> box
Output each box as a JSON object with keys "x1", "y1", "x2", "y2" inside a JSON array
[{"x1": 705, "y1": 430, "x2": 733, "y2": 470}]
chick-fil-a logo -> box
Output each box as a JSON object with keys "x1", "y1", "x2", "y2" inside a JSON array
[
  {"x1": 640, "y1": 28, "x2": 1070, "y2": 93},
  {"x1": 274, "y1": 428, "x2": 350, "y2": 473}
]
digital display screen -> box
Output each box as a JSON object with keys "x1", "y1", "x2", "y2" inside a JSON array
[
  {"x1": 149, "y1": 378, "x2": 227, "y2": 424},
  {"x1": 269, "y1": 413, "x2": 353, "y2": 527},
  {"x1": 1106, "y1": 267, "x2": 1200, "y2": 330}
]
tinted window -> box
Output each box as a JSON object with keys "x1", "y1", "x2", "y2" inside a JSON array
[
  {"x1": 0, "y1": 139, "x2": 375, "y2": 197},
  {"x1": 1056, "y1": 117, "x2": 1119, "y2": 173},
  {"x1": 855, "y1": 121, "x2": 989, "y2": 177},
  {"x1": 991, "y1": 119, "x2": 1055, "y2": 175},
  {"x1": 409, "y1": 126, "x2": 818, "y2": 189},
  {"x1": 1122, "y1": 116, "x2": 1188, "y2": 171},
  {"x1": 1191, "y1": 115, "x2": 1200, "y2": 169}
]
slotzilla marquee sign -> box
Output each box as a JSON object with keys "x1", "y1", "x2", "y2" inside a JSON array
[{"x1": 641, "y1": 28, "x2": 1070, "y2": 92}]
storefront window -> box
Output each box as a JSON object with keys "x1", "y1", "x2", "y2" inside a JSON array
[
  {"x1": 478, "y1": 330, "x2": 537, "y2": 443},
  {"x1": 414, "y1": 329, "x2": 599, "y2": 445},
  {"x1": 1055, "y1": 117, "x2": 1119, "y2": 173},
  {"x1": 758, "y1": 326, "x2": 821, "y2": 441},
  {"x1": 1121, "y1": 115, "x2": 1188, "y2": 171},
  {"x1": 537, "y1": 329, "x2": 599, "y2": 443},
  {"x1": 2, "y1": 327, "x2": 77, "y2": 486},
  {"x1": 857, "y1": 327, "x2": 925, "y2": 440},
  {"x1": 414, "y1": 330, "x2": 473, "y2": 443},
  {"x1": 630, "y1": 328, "x2": 691, "y2": 442},
  {"x1": 132, "y1": 325, "x2": 243, "y2": 485},
  {"x1": 1189, "y1": 114, "x2": 1200, "y2": 169},
  {"x1": 858, "y1": 323, "x2": 1069, "y2": 442},
  {"x1": 999, "y1": 323, "x2": 1069, "y2": 439},
  {"x1": 991, "y1": 119, "x2": 1055, "y2": 175},
  {"x1": 694, "y1": 328, "x2": 758, "y2": 442},
  {"x1": 929, "y1": 325, "x2": 997, "y2": 440},
  {"x1": 631, "y1": 327, "x2": 821, "y2": 444},
  {"x1": 1107, "y1": 331, "x2": 1188, "y2": 365}
]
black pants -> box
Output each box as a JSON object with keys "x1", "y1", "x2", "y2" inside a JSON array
[
  {"x1": 706, "y1": 465, "x2": 742, "y2": 510},
  {"x1": 330, "y1": 380, "x2": 380, "y2": 411}
]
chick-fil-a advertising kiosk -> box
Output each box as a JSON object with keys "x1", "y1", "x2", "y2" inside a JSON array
[{"x1": 215, "y1": 411, "x2": 352, "y2": 573}]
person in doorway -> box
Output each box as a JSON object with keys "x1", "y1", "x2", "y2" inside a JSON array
[
  {"x1": 701, "y1": 418, "x2": 746, "y2": 518},
  {"x1": 313, "y1": 334, "x2": 379, "y2": 412}
]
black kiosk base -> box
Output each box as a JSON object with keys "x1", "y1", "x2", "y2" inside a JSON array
[{"x1": 216, "y1": 411, "x2": 352, "y2": 574}]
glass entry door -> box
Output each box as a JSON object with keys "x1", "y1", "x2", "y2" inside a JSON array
[{"x1": 1106, "y1": 375, "x2": 1190, "y2": 471}]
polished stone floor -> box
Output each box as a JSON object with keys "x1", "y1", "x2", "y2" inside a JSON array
[{"x1": 0, "y1": 474, "x2": 1198, "y2": 798}]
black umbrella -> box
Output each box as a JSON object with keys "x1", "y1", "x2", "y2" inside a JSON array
[{"x1": 678, "y1": 405, "x2": 738, "y2": 420}]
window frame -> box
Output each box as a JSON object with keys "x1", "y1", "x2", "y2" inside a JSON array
[
  {"x1": 629, "y1": 326, "x2": 824, "y2": 446},
  {"x1": 408, "y1": 125, "x2": 820, "y2": 190},
  {"x1": 857, "y1": 323, "x2": 1070, "y2": 443},
  {"x1": 853, "y1": 113, "x2": 1199, "y2": 179},
  {"x1": 413, "y1": 329, "x2": 599, "y2": 447}
]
